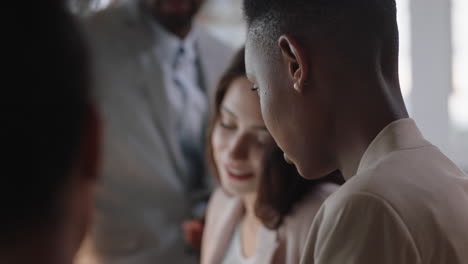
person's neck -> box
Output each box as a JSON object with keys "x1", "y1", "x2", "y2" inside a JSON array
[
  {"x1": 173, "y1": 25, "x2": 192, "y2": 40},
  {"x1": 161, "y1": 21, "x2": 192, "y2": 39},
  {"x1": 334, "y1": 78, "x2": 409, "y2": 179},
  {"x1": 242, "y1": 193, "x2": 261, "y2": 228},
  {"x1": 152, "y1": 14, "x2": 192, "y2": 39},
  {"x1": 140, "y1": 1, "x2": 193, "y2": 39}
]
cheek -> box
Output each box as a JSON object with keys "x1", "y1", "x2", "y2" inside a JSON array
[
  {"x1": 258, "y1": 66, "x2": 290, "y2": 140},
  {"x1": 211, "y1": 127, "x2": 228, "y2": 163},
  {"x1": 259, "y1": 91, "x2": 275, "y2": 122},
  {"x1": 250, "y1": 148, "x2": 266, "y2": 177},
  {"x1": 259, "y1": 90, "x2": 283, "y2": 140}
]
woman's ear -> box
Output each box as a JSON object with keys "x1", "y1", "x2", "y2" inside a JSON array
[{"x1": 278, "y1": 35, "x2": 309, "y2": 94}]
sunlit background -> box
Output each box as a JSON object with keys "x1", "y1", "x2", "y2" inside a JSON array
[
  {"x1": 452, "y1": 0, "x2": 468, "y2": 132},
  {"x1": 70, "y1": 0, "x2": 467, "y2": 171}
]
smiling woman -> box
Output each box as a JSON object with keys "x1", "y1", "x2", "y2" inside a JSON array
[{"x1": 201, "y1": 48, "x2": 342, "y2": 264}]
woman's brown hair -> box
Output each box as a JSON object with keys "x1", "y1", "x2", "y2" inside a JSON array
[{"x1": 206, "y1": 47, "x2": 344, "y2": 230}]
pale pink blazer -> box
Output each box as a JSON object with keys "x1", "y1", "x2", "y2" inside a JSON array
[
  {"x1": 301, "y1": 119, "x2": 468, "y2": 264},
  {"x1": 201, "y1": 183, "x2": 339, "y2": 264}
]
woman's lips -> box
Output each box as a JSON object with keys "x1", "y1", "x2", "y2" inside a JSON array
[{"x1": 225, "y1": 166, "x2": 253, "y2": 181}]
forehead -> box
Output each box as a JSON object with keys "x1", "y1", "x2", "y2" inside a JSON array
[
  {"x1": 245, "y1": 29, "x2": 279, "y2": 80},
  {"x1": 244, "y1": 38, "x2": 260, "y2": 81},
  {"x1": 222, "y1": 77, "x2": 264, "y2": 123}
]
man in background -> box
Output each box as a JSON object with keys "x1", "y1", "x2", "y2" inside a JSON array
[
  {"x1": 78, "y1": 0, "x2": 233, "y2": 263},
  {"x1": 1, "y1": 1, "x2": 100, "y2": 264}
]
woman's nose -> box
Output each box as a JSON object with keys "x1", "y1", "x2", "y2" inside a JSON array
[{"x1": 227, "y1": 134, "x2": 249, "y2": 161}]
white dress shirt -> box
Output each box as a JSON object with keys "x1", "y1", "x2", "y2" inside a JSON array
[
  {"x1": 221, "y1": 225, "x2": 258, "y2": 264},
  {"x1": 300, "y1": 118, "x2": 468, "y2": 264}
]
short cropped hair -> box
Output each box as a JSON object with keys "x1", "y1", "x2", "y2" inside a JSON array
[
  {"x1": 243, "y1": 0, "x2": 399, "y2": 68},
  {"x1": 207, "y1": 48, "x2": 344, "y2": 229},
  {"x1": 2, "y1": 0, "x2": 91, "y2": 243}
]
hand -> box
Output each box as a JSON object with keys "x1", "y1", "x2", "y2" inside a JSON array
[{"x1": 183, "y1": 219, "x2": 204, "y2": 250}]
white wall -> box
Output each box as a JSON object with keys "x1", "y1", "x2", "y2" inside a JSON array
[{"x1": 410, "y1": 0, "x2": 467, "y2": 170}]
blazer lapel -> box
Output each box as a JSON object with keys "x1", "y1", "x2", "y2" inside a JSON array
[{"x1": 209, "y1": 198, "x2": 244, "y2": 263}]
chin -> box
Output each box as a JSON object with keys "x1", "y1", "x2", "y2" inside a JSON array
[
  {"x1": 223, "y1": 184, "x2": 256, "y2": 197},
  {"x1": 297, "y1": 161, "x2": 336, "y2": 180}
]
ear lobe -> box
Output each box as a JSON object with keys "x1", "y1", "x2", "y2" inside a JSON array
[{"x1": 278, "y1": 35, "x2": 309, "y2": 93}]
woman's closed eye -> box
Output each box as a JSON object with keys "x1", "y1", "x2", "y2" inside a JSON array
[{"x1": 219, "y1": 119, "x2": 236, "y2": 130}]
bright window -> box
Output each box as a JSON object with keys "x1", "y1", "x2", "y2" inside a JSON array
[
  {"x1": 198, "y1": 0, "x2": 245, "y2": 48},
  {"x1": 451, "y1": 0, "x2": 468, "y2": 133},
  {"x1": 396, "y1": 0, "x2": 412, "y2": 105}
]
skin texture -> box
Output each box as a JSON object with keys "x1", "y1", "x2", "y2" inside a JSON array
[
  {"x1": 245, "y1": 30, "x2": 408, "y2": 180},
  {"x1": 143, "y1": 0, "x2": 205, "y2": 38}
]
